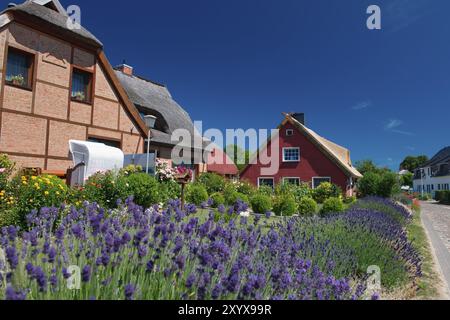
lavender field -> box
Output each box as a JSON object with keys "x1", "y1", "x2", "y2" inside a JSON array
[{"x1": 0, "y1": 196, "x2": 421, "y2": 300}]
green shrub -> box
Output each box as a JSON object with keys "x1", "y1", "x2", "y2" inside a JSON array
[
  {"x1": 297, "y1": 197, "x2": 318, "y2": 216},
  {"x1": 226, "y1": 191, "x2": 249, "y2": 205},
  {"x1": 343, "y1": 196, "x2": 357, "y2": 205},
  {"x1": 291, "y1": 183, "x2": 313, "y2": 201},
  {"x1": 257, "y1": 185, "x2": 274, "y2": 197},
  {"x1": 313, "y1": 182, "x2": 342, "y2": 204},
  {"x1": 446, "y1": 192, "x2": 450, "y2": 205},
  {"x1": 84, "y1": 171, "x2": 129, "y2": 208},
  {"x1": 186, "y1": 184, "x2": 209, "y2": 205},
  {"x1": 436, "y1": 191, "x2": 450, "y2": 204},
  {"x1": 125, "y1": 173, "x2": 161, "y2": 208},
  {"x1": 236, "y1": 181, "x2": 256, "y2": 197},
  {"x1": 418, "y1": 193, "x2": 432, "y2": 201},
  {"x1": 120, "y1": 165, "x2": 143, "y2": 175},
  {"x1": 4, "y1": 175, "x2": 69, "y2": 227},
  {"x1": 223, "y1": 183, "x2": 237, "y2": 200},
  {"x1": 210, "y1": 192, "x2": 225, "y2": 208},
  {"x1": 357, "y1": 172, "x2": 380, "y2": 197},
  {"x1": 273, "y1": 195, "x2": 297, "y2": 216},
  {"x1": 358, "y1": 171, "x2": 400, "y2": 198},
  {"x1": 276, "y1": 182, "x2": 312, "y2": 199},
  {"x1": 321, "y1": 197, "x2": 345, "y2": 215},
  {"x1": 0, "y1": 209, "x2": 21, "y2": 228},
  {"x1": 223, "y1": 183, "x2": 249, "y2": 205},
  {"x1": 377, "y1": 171, "x2": 400, "y2": 198},
  {"x1": 0, "y1": 154, "x2": 15, "y2": 192},
  {"x1": 197, "y1": 173, "x2": 226, "y2": 194},
  {"x1": 250, "y1": 194, "x2": 272, "y2": 214},
  {"x1": 159, "y1": 180, "x2": 181, "y2": 203}
]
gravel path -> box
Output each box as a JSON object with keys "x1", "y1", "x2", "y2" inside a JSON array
[{"x1": 421, "y1": 201, "x2": 450, "y2": 296}]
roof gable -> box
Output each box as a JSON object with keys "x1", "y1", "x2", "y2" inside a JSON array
[
  {"x1": 282, "y1": 114, "x2": 362, "y2": 178},
  {"x1": 31, "y1": 0, "x2": 67, "y2": 15},
  {"x1": 3, "y1": 1, "x2": 102, "y2": 48},
  {"x1": 421, "y1": 147, "x2": 450, "y2": 168}
]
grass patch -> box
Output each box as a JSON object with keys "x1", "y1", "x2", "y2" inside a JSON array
[{"x1": 406, "y1": 206, "x2": 442, "y2": 299}]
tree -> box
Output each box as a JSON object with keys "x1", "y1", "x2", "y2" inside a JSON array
[
  {"x1": 355, "y1": 160, "x2": 379, "y2": 175},
  {"x1": 400, "y1": 172, "x2": 414, "y2": 188},
  {"x1": 355, "y1": 160, "x2": 390, "y2": 175},
  {"x1": 400, "y1": 155, "x2": 429, "y2": 172},
  {"x1": 356, "y1": 160, "x2": 400, "y2": 198},
  {"x1": 358, "y1": 172, "x2": 381, "y2": 197}
]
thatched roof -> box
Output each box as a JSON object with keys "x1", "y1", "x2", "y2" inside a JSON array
[
  {"x1": 115, "y1": 70, "x2": 204, "y2": 149},
  {"x1": 2, "y1": 0, "x2": 102, "y2": 48}
]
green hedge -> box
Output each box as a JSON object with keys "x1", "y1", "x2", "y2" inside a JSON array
[{"x1": 435, "y1": 191, "x2": 450, "y2": 205}]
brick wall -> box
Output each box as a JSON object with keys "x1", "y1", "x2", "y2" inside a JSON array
[{"x1": 0, "y1": 22, "x2": 145, "y2": 172}]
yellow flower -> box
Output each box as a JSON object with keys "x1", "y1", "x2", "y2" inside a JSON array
[
  {"x1": 56, "y1": 191, "x2": 60, "y2": 195},
  {"x1": 22, "y1": 181, "x2": 28, "y2": 185},
  {"x1": 44, "y1": 191, "x2": 49, "y2": 196},
  {"x1": 31, "y1": 176, "x2": 37, "y2": 181}
]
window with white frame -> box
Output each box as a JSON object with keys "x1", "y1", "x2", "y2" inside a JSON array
[
  {"x1": 258, "y1": 178, "x2": 275, "y2": 189},
  {"x1": 312, "y1": 177, "x2": 331, "y2": 189},
  {"x1": 283, "y1": 147, "x2": 300, "y2": 162},
  {"x1": 283, "y1": 177, "x2": 300, "y2": 186},
  {"x1": 286, "y1": 129, "x2": 294, "y2": 137}
]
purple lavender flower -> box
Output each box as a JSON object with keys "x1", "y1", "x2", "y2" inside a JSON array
[
  {"x1": 25, "y1": 263, "x2": 35, "y2": 277},
  {"x1": 146, "y1": 260, "x2": 154, "y2": 273},
  {"x1": 185, "y1": 274, "x2": 196, "y2": 289},
  {"x1": 71, "y1": 223, "x2": 83, "y2": 239},
  {"x1": 48, "y1": 247, "x2": 57, "y2": 263},
  {"x1": 82, "y1": 265, "x2": 91, "y2": 283},
  {"x1": 218, "y1": 204, "x2": 226, "y2": 214},
  {"x1": 5, "y1": 286, "x2": 27, "y2": 301},
  {"x1": 33, "y1": 267, "x2": 47, "y2": 292},
  {"x1": 62, "y1": 267, "x2": 71, "y2": 279},
  {"x1": 5, "y1": 247, "x2": 18, "y2": 269}
]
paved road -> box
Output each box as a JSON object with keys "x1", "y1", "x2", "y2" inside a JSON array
[{"x1": 420, "y1": 201, "x2": 450, "y2": 295}]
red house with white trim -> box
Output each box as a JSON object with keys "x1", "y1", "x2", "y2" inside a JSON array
[{"x1": 240, "y1": 113, "x2": 363, "y2": 196}]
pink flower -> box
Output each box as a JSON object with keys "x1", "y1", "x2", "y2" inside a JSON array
[{"x1": 0, "y1": 168, "x2": 6, "y2": 174}]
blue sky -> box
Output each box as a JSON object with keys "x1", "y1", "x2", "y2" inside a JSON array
[{"x1": 10, "y1": 0, "x2": 450, "y2": 169}]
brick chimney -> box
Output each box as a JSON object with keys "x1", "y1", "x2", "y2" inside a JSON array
[
  {"x1": 116, "y1": 63, "x2": 133, "y2": 76},
  {"x1": 291, "y1": 113, "x2": 305, "y2": 125}
]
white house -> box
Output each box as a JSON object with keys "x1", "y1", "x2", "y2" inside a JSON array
[{"x1": 413, "y1": 147, "x2": 450, "y2": 197}]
